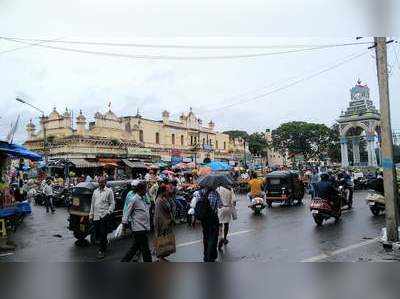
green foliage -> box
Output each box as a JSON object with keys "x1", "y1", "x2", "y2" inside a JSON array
[
  {"x1": 271, "y1": 121, "x2": 338, "y2": 161},
  {"x1": 248, "y1": 132, "x2": 269, "y2": 156}
]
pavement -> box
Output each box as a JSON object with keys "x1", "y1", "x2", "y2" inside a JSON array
[{"x1": 1, "y1": 191, "x2": 400, "y2": 262}]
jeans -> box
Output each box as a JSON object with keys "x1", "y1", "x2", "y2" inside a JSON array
[
  {"x1": 45, "y1": 195, "x2": 55, "y2": 213},
  {"x1": 121, "y1": 231, "x2": 152, "y2": 262},
  {"x1": 310, "y1": 183, "x2": 318, "y2": 199},
  {"x1": 94, "y1": 217, "x2": 109, "y2": 253},
  {"x1": 201, "y1": 216, "x2": 220, "y2": 262}
]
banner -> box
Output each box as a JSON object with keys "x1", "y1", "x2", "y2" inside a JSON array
[{"x1": 127, "y1": 147, "x2": 153, "y2": 156}]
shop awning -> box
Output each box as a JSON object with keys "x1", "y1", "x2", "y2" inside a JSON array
[
  {"x1": 122, "y1": 159, "x2": 148, "y2": 169},
  {"x1": 0, "y1": 141, "x2": 42, "y2": 161},
  {"x1": 68, "y1": 158, "x2": 102, "y2": 168},
  {"x1": 98, "y1": 158, "x2": 119, "y2": 167}
]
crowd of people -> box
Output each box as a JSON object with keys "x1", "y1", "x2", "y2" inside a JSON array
[
  {"x1": 3, "y1": 160, "x2": 387, "y2": 262},
  {"x1": 82, "y1": 169, "x2": 238, "y2": 262}
]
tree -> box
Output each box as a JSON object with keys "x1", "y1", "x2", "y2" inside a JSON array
[
  {"x1": 271, "y1": 121, "x2": 338, "y2": 161},
  {"x1": 248, "y1": 132, "x2": 269, "y2": 156}
]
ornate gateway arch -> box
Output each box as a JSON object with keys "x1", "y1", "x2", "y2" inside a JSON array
[{"x1": 337, "y1": 80, "x2": 381, "y2": 168}]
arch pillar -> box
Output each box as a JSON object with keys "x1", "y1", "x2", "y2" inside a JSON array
[
  {"x1": 352, "y1": 136, "x2": 360, "y2": 166},
  {"x1": 366, "y1": 134, "x2": 377, "y2": 167},
  {"x1": 340, "y1": 136, "x2": 349, "y2": 168}
]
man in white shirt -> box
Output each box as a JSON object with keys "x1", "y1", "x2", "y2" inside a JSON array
[
  {"x1": 89, "y1": 177, "x2": 115, "y2": 259},
  {"x1": 43, "y1": 178, "x2": 55, "y2": 213}
]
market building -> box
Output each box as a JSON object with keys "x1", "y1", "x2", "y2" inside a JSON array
[{"x1": 23, "y1": 106, "x2": 248, "y2": 171}]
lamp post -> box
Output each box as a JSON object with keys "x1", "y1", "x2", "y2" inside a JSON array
[{"x1": 15, "y1": 98, "x2": 48, "y2": 164}]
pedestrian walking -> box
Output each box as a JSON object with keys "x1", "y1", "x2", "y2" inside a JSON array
[
  {"x1": 89, "y1": 177, "x2": 115, "y2": 259},
  {"x1": 310, "y1": 169, "x2": 320, "y2": 199},
  {"x1": 217, "y1": 186, "x2": 237, "y2": 250},
  {"x1": 121, "y1": 181, "x2": 152, "y2": 262},
  {"x1": 43, "y1": 178, "x2": 55, "y2": 213},
  {"x1": 154, "y1": 183, "x2": 176, "y2": 261},
  {"x1": 195, "y1": 187, "x2": 222, "y2": 262}
]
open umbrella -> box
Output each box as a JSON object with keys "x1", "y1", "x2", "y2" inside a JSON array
[{"x1": 198, "y1": 174, "x2": 233, "y2": 189}]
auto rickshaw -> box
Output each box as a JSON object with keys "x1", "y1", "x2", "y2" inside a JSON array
[
  {"x1": 68, "y1": 180, "x2": 130, "y2": 245},
  {"x1": 265, "y1": 171, "x2": 305, "y2": 207}
]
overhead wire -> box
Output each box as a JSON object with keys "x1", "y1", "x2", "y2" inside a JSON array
[
  {"x1": 0, "y1": 37, "x2": 373, "y2": 60},
  {"x1": 0, "y1": 36, "x2": 65, "y2": 55},
  {"x1": 197, "y1": 49, "x2": 371, "y2": 117},
  {"x1": 0, "y1": 36, "x2": 373, "y2": 49}
]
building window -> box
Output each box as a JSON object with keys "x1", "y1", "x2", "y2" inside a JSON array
[
  {"x1": 139, "y1": 130, "x2": 144, "y2": 142},
  {"x1": 215, "y1": 140, "x2": 218, "y2": 149},
  {"x1": 155, "y1": 132, "x2": 160, "y2": 144},
  {"x1": 190, "y1": 136, "x2": 193, "y2": 146},
  {"x1": 172, "y1": 134, "x2": 175, "y2": 145},
  {"x1": 181, "y1": 135, "x2": 184, "y2": 146},
  {"x1": 223, "y1": 142, "x2": 226, "y2": 150},
  {"x1": 203, "y1": 138, "x2": 205, "y2": 145}
]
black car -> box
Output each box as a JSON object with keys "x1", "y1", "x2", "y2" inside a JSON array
[
  {"x1": 265, "y1": 171, "x2": 305, "y2": 207},
  {"x1": 68, "y1": 180, "x2": 131, "y2": 244}
]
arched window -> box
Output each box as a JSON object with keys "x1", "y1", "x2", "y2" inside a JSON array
[
  {"x1": 172, "y1": 134, "x2": 175, "y2": 145},
  {"x1": 139, "y1": 130, "x2": 144, "y2": 142},
  {"x1": 190, "y1": 136, "x2": 193, "y2": 146},
  {"x1": 223, "y1": 141, "x2": 226, "y2": 150},
  {"x1": 155, "y1": 132, "x2": 160, "y2": 144},
  {"x1": 203, "y1": 138, "x2": 205, "y2": 145},
  {"x1": 181, "y1": 135, "x2": 184, "y2": 146}
]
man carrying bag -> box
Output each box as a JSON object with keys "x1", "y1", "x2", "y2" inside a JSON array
[
  {"x1": 121, "y1": 181, "x2": 152, "y2": 262},
  {"x1": 195, "y1": 187, "x2": 222, "y2": 262}
]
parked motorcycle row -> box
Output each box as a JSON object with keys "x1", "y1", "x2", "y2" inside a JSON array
[{"x1": 33, "y1": 185, "x2": 72, "y2": 207}]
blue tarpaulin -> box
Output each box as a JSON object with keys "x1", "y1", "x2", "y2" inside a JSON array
[
  {"x1": 206, "y1": 161, "x2": 231, "y2": 171},
  {"x1": 0, "y1": 141, "x2": 42, "y2": 161}
]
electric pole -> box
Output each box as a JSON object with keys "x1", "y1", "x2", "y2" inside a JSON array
[{"x1": 374, "y1": 37, "x2": 399, "y2": 242}]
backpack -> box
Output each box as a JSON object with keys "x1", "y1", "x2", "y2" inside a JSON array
[{"x1": 194, "y1": 190, "x2": 215, "y2": 221}]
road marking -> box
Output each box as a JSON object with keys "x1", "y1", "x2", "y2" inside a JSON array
[
  {"x1": 0, "y1": 252, "x2": 14, "y2": 258},
  {"x1": 176, "y1": 229, "x2": 253, "y2": 248},
  {"x1": 301, "y1": 238, "x2": 379, "y2": 262}
]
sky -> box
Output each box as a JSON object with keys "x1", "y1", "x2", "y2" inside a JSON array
[{"x1": 0, "y1": 0, "x2": 399, "y2": 143}]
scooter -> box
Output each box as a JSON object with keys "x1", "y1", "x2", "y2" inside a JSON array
[
  {"x1": 366, "y1": 192, "x2": 385, "y2": 216},
  {"x1": 310, "y1": 196, "x2": 342, "y2": 226},
  {"x1": 365, "y1": 178, "x2": 385, "y2": 216},
  {"x1": 249, "y1": 197, "x2": 266, "y2": 215}
]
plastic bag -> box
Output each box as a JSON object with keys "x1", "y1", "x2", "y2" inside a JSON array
[{"x1": 108, "y1": 223, "x2": 124, "y2": 241}]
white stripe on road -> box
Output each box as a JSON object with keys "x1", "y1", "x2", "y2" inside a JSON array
[
  {"x1": 176, "y1": 229, "x2": 253, "y2": 248},
  {"x1": 0, "y1": 252, "x2": 14, "y2": 258},
  {"x1": 301, "y1": 238, "x2": 379, "y2": 262}
]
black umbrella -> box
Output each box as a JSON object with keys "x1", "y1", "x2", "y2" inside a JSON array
[{"x1": 198, "y1": 174, "x2": 233, "y2": 189}]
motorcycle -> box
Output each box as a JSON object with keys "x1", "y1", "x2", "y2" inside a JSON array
[
  {"x1": 366, "y1": 192, "x2": 385, "y2": 216},
  {"x1": 337, "y1": 178, "x2": 353, "y2": 209},
  {"x1": 248, "y1": 197, "x2": 266, "y2": 215},
  {"x1": 310, "y1": 197, "x2": 342, "y2": 226},
  {"x1": 365, "y1": 178, "x2": 385, "y2": 216}
]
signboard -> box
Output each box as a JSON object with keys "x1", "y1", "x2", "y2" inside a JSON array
[
  {"x1": 171, "y1": 149, "x2": 182, "y2": 157},
  {"x1": 171, "y1": 156, "x2": 183, "y2": 165},
  {"x1": 127, "y1": 147, "x2": 153, "y2": 156},
  {"x1": 182, "y1": 157, "x2": 192, "y2": 163}
]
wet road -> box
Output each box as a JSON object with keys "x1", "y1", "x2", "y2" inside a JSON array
[{"x1": 1, "y1": 191, "x2": 398, "y2": 262}]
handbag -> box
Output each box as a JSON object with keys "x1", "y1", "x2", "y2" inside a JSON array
[
  {"x1": 231, "y1": 207, "x2": 238, "y2": 220},
  {"x1": 154, "y1": 232, "x2": 176, "y2": 258}
]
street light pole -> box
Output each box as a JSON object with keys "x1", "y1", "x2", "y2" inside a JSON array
[
  {"x1": 374, "y1": 37, "x2": 399, "y2": 242},
  {"x1": 15, "y1": 98, "x2": 48, "y2": 164}
]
